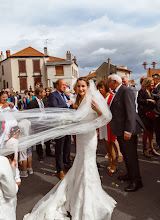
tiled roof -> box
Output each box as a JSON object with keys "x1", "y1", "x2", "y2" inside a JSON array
[
  {"x1": 10, "y1": 46, "x2": 45, "y2": 57},
  {"x1": 85, "y1": 72, "x2": 96, "y2": 78},
  {"x1": 147, "y1": 69, "x2": 160, "y2": 77},
  {"x1": 117, "y1": 66, "x2": 132, "y2": 72},
  {"x1": 47, "y1": 56, "x2": 70, "y2": 63},
  {"x1": 9, "y1": 46, "x2": 74, "y2": 64}
]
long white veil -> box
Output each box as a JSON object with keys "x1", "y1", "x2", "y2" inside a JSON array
[{"x1": 0, "y1": 81, "x2": 112, "y2": 156}]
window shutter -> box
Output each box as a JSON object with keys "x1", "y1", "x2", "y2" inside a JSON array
[
  {"x1": 20, "y1": 78, "x2": 27, "y2": 90},
  {"x1": 2, "y1": 65, "x2": 4, "y2": 75},
  {"x1": 19, "y1": 60, "x2": 26, "y2": 73},
  {"x1": 3, "y1": 80, "x2": 5, "y2": 89},
  {"x1": 33, "y1": 60, "x2": 40, "y2": 73},
  {"x1": 56, "y1": 66, "x2": 63, "y2": 75}
]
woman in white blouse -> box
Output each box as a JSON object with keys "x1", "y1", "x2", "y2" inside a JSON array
[
  {"x1": 0, "y1": 155, "x2": 18, "y2": 220},
  {"x1": 0, "y1": 91, "x2": 18, "y2": 148}
]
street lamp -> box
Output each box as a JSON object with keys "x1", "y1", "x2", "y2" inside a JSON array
[{"x1": 142, "y1": 61, "x2": 157, "y2": 77}]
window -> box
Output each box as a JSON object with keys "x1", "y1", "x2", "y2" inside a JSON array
[
  {"x1": 102, "y1": 76, "x2": 106, "y2": 80},
  {"x1": 6, "y1": 82, "x2": 8, "y2": 88},
  {"x1": 20, "y1": 77, "x2": 27, "y2": 91},
  {"x1": 53, "y1": 82, "x2": 56, "y2": 89},
  {"x1": 72, "y1": 67, "x2": 74, "y2": 76},
  {"x1": 19, "y1": 60, "x2": 26, "y2": 73},
  {"x1": 55, "y1": 66, "x2": 63, "y2": 75},
  {"x1": 33, "y1": 60, "x2": 40, "y2": 73},
  {"x1": 2, "y1": 65, "x2": 4, "y2": 75}
]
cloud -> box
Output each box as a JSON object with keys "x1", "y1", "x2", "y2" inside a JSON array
[
  {"x1": 1, "y1": 0, "x2": 160, "y2": 87},
  {"x1": 91, "y1": 48, "x2": 117, "y2": 55},
  {"x1": 140, "y1": 49, "x2": 155, "y2": 56}
]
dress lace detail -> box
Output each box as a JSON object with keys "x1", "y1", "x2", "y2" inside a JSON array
[{"x1": 24, "y1": 112, "x2": 116, "y2": 220}]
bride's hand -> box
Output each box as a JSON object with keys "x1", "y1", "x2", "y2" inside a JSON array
[
  {"x1": 91, "y1": 100, "x2": 102, "y2": 116},
  {"x1": 2, "y1": 102, "x2": 10, "y2": 109}
]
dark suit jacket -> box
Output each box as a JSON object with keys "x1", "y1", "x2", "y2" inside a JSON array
[
  {"x1": 110, "y1": 85, "x2": 136, "y2": 136},
  {"x1": 152, "y1": 84, "x2": 160, "y2": 115},
  {"x1": 152, "y1": 83, "x2": 160, "y2": 96},
  {"x1": 27, "y1": 98, "x2": 48, "y2": 109},
  {"x1": 48, "y1": 90, "x2": 70, "y2": 108},
  {"x1": 137, "y1": 88, "x2": 155, "y2": 116}
]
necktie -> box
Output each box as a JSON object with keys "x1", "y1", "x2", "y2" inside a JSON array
[
  {"x1": 61, "y1": 93, "x2": 65, "y2": 100},
  {"x1": 61, "y1": 93, "x2": 66, "y2": 102}
]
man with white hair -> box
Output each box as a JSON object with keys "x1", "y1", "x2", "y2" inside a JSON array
[
  {"x1": 122, "y1": 76, "x2": 130, "y2": 87},
  {"x1": 108, "y1": 74, "x2": 142, "y2": 192},
  {"x1": 122, "y1": 76, "x2": 138, "y2": 98}
]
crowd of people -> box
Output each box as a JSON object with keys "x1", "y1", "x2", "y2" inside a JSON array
[{"x1": 0, "y1": 73, "x2": 160, "y2": 220}]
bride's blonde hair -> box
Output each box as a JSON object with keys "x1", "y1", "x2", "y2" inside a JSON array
[{"x1": 74, "y1": 77, "x2": 89, "y2": 109}]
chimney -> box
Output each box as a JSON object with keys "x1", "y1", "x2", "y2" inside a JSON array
[
  {"x1": 6, "y1": 50, "x2": 10, "y2": 58},
  {"x1": 73, "y1": 56, "x2": 77, "y2": 64},
  {"x1": 108, "y1": 57, "x2": 110, "y2": 75},
  {"x1": 66, "y1": 51, "x2": 71, "y2": 61},
  {"x1": 0, "y1": 51, "x2": 4, "y2": 61},
  {"x1": 44, "y1": 47, "x2": 48, "y2": 56}
]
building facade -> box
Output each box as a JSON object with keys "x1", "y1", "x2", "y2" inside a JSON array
[
  {"x1": 0, "y1": 47, "x2": 78, "y2": 92},
  {"x1": 46, "y1": 51, "x2": 78, "y2": 89},
  {"x1": 95, "y1": 58, "x2": 132, "y2": 82}
]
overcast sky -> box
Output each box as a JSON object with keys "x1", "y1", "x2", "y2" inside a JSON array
[{"x1": 1, "y1": 0, "x2": 160, "y2": 86}]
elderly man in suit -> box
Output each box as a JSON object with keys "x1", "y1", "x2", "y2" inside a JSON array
[
  {"x1": 108, "y1": 74, "x2": 143, "y2": 192},
  {"x1": 27, "y1": 87, "x2": 52, "y2": 161},
  {"x1": 48, "y1": 79, "x2": 72, "y2": 180}
]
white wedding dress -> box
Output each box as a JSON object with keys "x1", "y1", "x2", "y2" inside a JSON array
[{"x1": 24, "y1": 110, "x2": 116, "y2": 220}]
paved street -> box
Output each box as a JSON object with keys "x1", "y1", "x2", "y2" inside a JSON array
[{"x1": 17, "y1": 136, "x2": 160, "y2": 220}]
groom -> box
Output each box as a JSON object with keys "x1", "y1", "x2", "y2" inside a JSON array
[
  {"x1": 108, "y1": 74, "x2": 143, "y2": 192},
  {"x1": 48, "y1": 79, "x2": 72, "y2": 180}
]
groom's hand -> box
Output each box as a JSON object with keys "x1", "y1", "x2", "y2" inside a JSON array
[{"x1": 67, "y1": 100, "x2": 73, "y2": 106}]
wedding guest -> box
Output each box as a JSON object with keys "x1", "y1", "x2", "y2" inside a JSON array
[
  {"x1": 19, "y1": 148, "x2": 33, "y2": 178},
  {"x1": 27, "y1": 87, "x2": 53, "y2": 161},
  {"x1": 16, "y1": 91, "x2": 22, "y2": 110},
  {"x1": 44, "y1": 87, "x2": 51, "y2": 103},
  {"x1": 23, "y1": 91, "x2": 30, "y2": 109},
  {"x1": 12, "y1": 92, "x2": 18, "y2": 109},
  {"x1": 152, "y1": 74, "x2": 160, "y2": 149},
  {"x1": 140, "y1": 76, "x2": 146, "y2": 89},
  {"x1": 70, "y1": 83, "x2": 77, "y2": 105},
  {"x1": 122, "y1": 76, "x2": 137, "y2": 98},
  {"x1": 48, "y1": 79, "x2": 72, "y2": 180},
  {"x1": 29, "y1": 91, "x2": 36, "y2": 101},
  {"x1": 108, "y1": 74, "x2": 143, "y2": 192},
  {"x1": 0, "y1": 91, "x2": 18, "y2": 148},
  {"x1": 35, "y1": 81, "x2": 43, "y2": 88},
  {"x1": 137, "y1": 77, "x2": 160, "y2": 157},
  {"x1": 0, "y1": 155, "x2": 18, "y2": 220},
  {"x1": 97, "y1": 81, "x2": 119, "y2": 174},
  {"x1": 50, "y1": 87, "x2": 53, "y2": 92},
  {"x1": 5, "y1": 88, "x2": 15, "y2": 104},
  {"x1": 6, "y1": 153, "x2": 21, "y2": 187}
]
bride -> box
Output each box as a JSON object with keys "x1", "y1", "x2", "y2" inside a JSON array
[{"x1": 23, "y1": 77, "x2": 116, "y2": 220}]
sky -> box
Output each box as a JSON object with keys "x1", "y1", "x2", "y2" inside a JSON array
[{"x1": 1, "y1": 0, "x2": 160, "y2": 87}]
